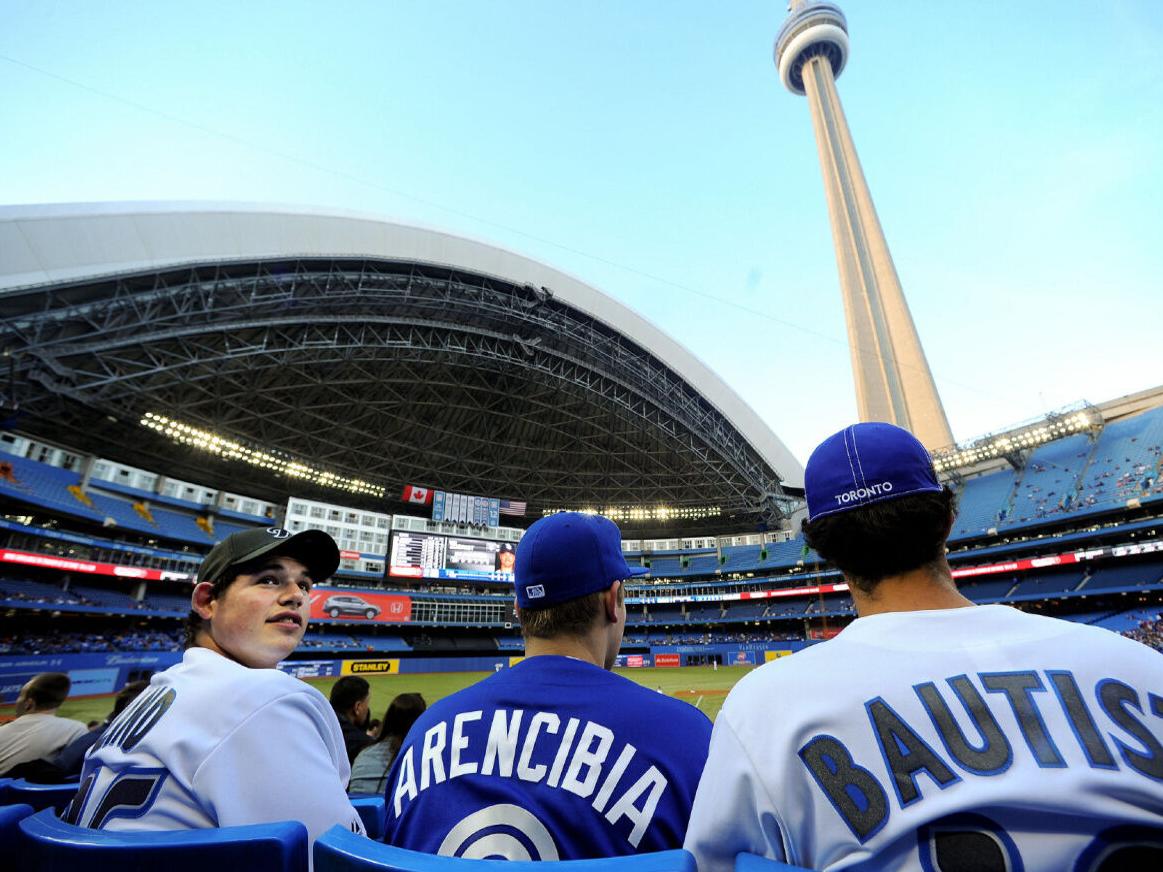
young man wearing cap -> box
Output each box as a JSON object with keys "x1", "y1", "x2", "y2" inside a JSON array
[
  {"x1": 383, "y1": 511, "x2": 712, "y2": 860},
  {"x1": 65, "y1": 527, "x2": 366, "y2": 851},
  {"x1": 684, "y1": 423, "x2": 1163, "y2": 871}
]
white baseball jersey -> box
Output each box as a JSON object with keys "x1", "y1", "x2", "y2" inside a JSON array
[
  {"x1": 0, "y1": 711, "x2": 88, "y2": 775},
  {"x1": 685, "y1": 605, "x2": 1163, "y2": 871},
  {"x1": 66, "y1": 647, "x2": 365, "y2": 850}
]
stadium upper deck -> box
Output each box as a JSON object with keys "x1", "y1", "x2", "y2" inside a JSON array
[{"x1": 0, "y1": 202, "x2": 802, "y2": 535}]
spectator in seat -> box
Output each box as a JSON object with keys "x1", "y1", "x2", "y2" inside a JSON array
[
  {"x1": 0, "y1": 672, "x2": 88, "y2": 776},
  {"x1": 349, "y1": 692, "x2": 426, "y2": 795},
  {"x1": 63, "y1": 526, "x2": 365, "y2": 858},
  {"x1": 384, "y1": 512, "x2": 712, "y2": 860},
  {"x1": 685, "y1": 423, "x2": 1163, "y2": 872},
  {"x1": 330, "y1": 675, "x2": 374, "y2": 764},
  {"x1": 7, "y1": 679, "x2": 151, "y2": 783}
]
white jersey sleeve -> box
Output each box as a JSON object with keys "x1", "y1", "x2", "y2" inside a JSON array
[
  {"x1": 193, "y1": 689, "x2": 366, "y2": 843},
  {"x1": 684, "y1": 713, "x2": 789, "y2": 872}
]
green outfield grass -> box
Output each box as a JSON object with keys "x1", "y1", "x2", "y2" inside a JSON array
[
  {"x1": 1, "y1": 664, "x2": 752, "y2": 726},
  {"x1": 304, "y1": 664, "x2": 751, "y2": 723}
]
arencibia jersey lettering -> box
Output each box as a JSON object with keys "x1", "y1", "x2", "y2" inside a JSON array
[{"x1": 393, "y1": 707, "x2": 667, "y2": 848}]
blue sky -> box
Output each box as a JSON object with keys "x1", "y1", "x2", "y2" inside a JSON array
[{"x1": 2, "y1": 1, "x2": 1161, "y2": 464}]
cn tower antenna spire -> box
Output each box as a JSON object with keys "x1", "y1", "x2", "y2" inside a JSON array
[{"x1": 774, "y1": 2, "x2": 954, "y2": 451}]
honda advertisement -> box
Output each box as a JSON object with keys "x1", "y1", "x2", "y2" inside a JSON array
[{"x1": 310, "y1": 590, "x2": 412, "y2": 623}]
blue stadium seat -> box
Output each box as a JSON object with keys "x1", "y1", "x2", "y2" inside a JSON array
[
  {"x1": 736, "y1": 851, "x2": 816, "y2": 872},
  {"x1": 18, "y1": 806, "x2": 309, "y2": 872},
  {"x1": 0, "y1": 803, "x2": 34, "y2": 871},
  {"x1": 0, "y1": 779, "x2": 79, "y2": 811},
  {"x1": 313, "y1": 826, "x2": 696, "y2": 872},
  {"x1": 350, "y1": 795, "x2": 387, "y2": 840}
]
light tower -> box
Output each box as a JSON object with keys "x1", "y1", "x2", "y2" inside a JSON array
[{"x1": 775, "y1": 1, "x2": 954, "y2": 450}]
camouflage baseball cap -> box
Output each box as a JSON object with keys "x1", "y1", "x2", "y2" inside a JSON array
[{"x1": 197, "y1": 527, "x2": 340, "y2": 585}]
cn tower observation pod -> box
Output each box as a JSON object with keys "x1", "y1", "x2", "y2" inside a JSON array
[{"x1": 0, "y1": 202, "x2": 804, "y2": 530}]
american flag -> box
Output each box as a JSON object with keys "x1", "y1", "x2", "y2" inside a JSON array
[{"x1": 499, "y1": 499, "x2": 526, "y2": 517}]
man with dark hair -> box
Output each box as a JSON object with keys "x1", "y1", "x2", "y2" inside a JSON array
[
  {"x1": 7, "y1": 679, "x2": 151, "y2": 783},
  {"x1": 384, "y1": 511, "x2": 713, "y2": 860},
  {"x1": 65, "y1": 527, "x2": 365, "y2": 855},
  {"x1": 330, "y1": 675, "x2": 373, "y2": 763},
  {"x1": 685, "y1": 422, "x2": 1163, "y2": 871},
  {"x1": 0, "y1": 672, "x2": 87, "y2": 775}
]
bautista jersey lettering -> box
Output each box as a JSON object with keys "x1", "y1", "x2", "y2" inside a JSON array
[
  {"x1": 385, "y1": 655, "x2": 712, "y2": 860},
  {"x1": 685, "y1": 605, "x2": 1163, "y2": 872},
  {"x1": 66, "y1": 648, "x2": 365, "y2": 847}
]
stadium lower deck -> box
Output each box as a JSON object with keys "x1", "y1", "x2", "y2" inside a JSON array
[{"x1": 3, "y1": 403, "x2": 1163, "y2": 672}]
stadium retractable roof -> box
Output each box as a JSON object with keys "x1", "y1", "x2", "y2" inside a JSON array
[{"x1": 0, "y1": 203, "x2": 803, "y2": 530}]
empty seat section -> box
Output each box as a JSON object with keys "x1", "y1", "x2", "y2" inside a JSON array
[
  {"x1": 1008, "y1": 568, "x2": 1084, "y2": 598},
  {"x1": 956, "y1": 577, "x2": 1016, "y2": 602},
  {"x1": 952, "y1": 469, "x2": 1014, "y2": 539},
  {"x1": 1083, "y1": 559, "x2": 1163, "y2": 590},
  {"x1": 0, "y1": 454, "x2": 105, "y2": 522},
  {"x1": 1001, "y1": 434, "x2": 1091, "y2": 528}
]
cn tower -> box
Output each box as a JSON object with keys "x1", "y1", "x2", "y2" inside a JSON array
[{"x1": 775, "y1": 1, "x2": 954, "y2": 450}]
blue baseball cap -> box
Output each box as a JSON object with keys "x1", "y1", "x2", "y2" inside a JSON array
[
  {"x1": 805, "y1": 422, "x2": 942, "y2": 522},
  {"x1": 514, "y1": 512, "x2": 647, "y2": 609}
]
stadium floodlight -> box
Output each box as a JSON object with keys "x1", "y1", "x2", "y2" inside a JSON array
[
  {"x1": 541, "y1": 504, "x2": 723, "y2": 523},
  {"x1": 140, "y1": 412, "x2": 385, "y2": 498},
  {"x1": 931, "y1": 405, "x2": 1102, "y2": 473}
]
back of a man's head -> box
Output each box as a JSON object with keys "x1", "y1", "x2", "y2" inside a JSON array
[
  {"x1": 800, "y1": 422, "x2": 956, "y2": 593},
  {"x1": 512, "y1": 512, "x2": 644, "y2": 642},
  {"x1": 110, "y1": 680, "x2": 151, "y2": 718},
  {"x1": 25, "y1": 672, "x2": 72, "y2": 711},
  {"x1": 330, "y1": 675, "x2": 370, "y2": 714}
]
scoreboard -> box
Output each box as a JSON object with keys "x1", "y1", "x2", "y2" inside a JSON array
[{"x1": 388, "y1": 531, "x2": 515, "y2": 583}]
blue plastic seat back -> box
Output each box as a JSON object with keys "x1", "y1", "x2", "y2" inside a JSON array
[
  {"x1": 350, "y1": 795, "x2": 387, "y2": 840},
  {"x1": 0, "y1": 778, "x2": 80, "y2": 811},
  {"x1": 314, "y1": 826, "x2": 697, "y2": 872},
  {"x1": 0, "y1": 804, "x2": 34, "y2": 872},
  {"x1": 735, "y1": 852, "x2": 816, "y2": 872},
  {"x1": 19, "y1": 806, "x2": 309, "y2": 872}
]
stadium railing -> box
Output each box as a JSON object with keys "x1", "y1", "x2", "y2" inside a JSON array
[
  {"x1": 17, "y1": 806, "x2": 309, "y2": 872},
  {"x1": 0, "y1": 803, "x2": 33, "y2": 871},
  {"x1": 736, "y1": 851, "x2": 816, "y2": 872},
  {"x1": 0, "y1": 778, "x2": 79, "y2": 811},
  {"x1": 313, "y1": 826, "x2": 697, "y2": 872}
]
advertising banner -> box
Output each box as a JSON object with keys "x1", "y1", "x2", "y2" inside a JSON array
[
  {"x1": 67, "y1": 668, "x2": 122, "y2": 696},
  {"x1": 0, "y1": 548, "x2": 192, "y2": 582},
  {"x1": 341, "y1": 659, "x2": 400, "y2": 676},
  {"x1": 280, "y1": 660, "x2": 341, "y2": 679},
  {"x1": 654, "y1": 653, "x2": 681, "y2": 668},
  {"x1": 311, "y1": 590, "x2": 412, "y2": 623},
  {"x1": 764, "y1": 650, "x2": 794, "y2": 662}
]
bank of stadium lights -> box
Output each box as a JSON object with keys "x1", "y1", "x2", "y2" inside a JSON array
[
  {"x1": 140, "y1": 413, "x2": 385, "y2": 498},
  {"x1": 931, "y1": 408, "x2": 1102, "y2": 473},
  {"x1": 542, "y1": 505, "x2": 723, "y2": 523}
]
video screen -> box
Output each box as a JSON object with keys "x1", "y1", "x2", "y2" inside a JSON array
[{"x1": 389, "y1": 531, "x2": 515, "y2": 583}]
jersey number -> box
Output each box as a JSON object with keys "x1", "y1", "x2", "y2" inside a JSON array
[{"x1": 917, "y1": 814, "x2": 1163, "y2": 872}]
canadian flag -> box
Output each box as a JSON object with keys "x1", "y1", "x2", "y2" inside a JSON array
[{"x1": 401, "y1": 485, "x2": 433, "y2": 505}]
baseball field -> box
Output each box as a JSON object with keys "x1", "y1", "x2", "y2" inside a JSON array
[{"x1": 2, "y1": 665, "x2": 751, "y2": 727}]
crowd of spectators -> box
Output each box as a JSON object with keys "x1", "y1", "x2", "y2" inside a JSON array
[
  {"x1": 1123, "y1": 614, "x2": 1163, "y2": 651},
  {"x1": 0, "y1": 627, "x2": 183, "y2": 655}
]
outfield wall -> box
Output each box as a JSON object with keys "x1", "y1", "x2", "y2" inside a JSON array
[{"x1": 1, "y1": 642, "x2": 815, "y2": 702}]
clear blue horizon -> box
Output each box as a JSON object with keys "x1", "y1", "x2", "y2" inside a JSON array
[{"x1": 2, "y1": 0, "x2": 1161, "y2": 465}]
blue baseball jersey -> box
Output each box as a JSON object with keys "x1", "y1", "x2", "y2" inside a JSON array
[{"x1": 384, "y1": 655, "x2": 712, "y2": 860}]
